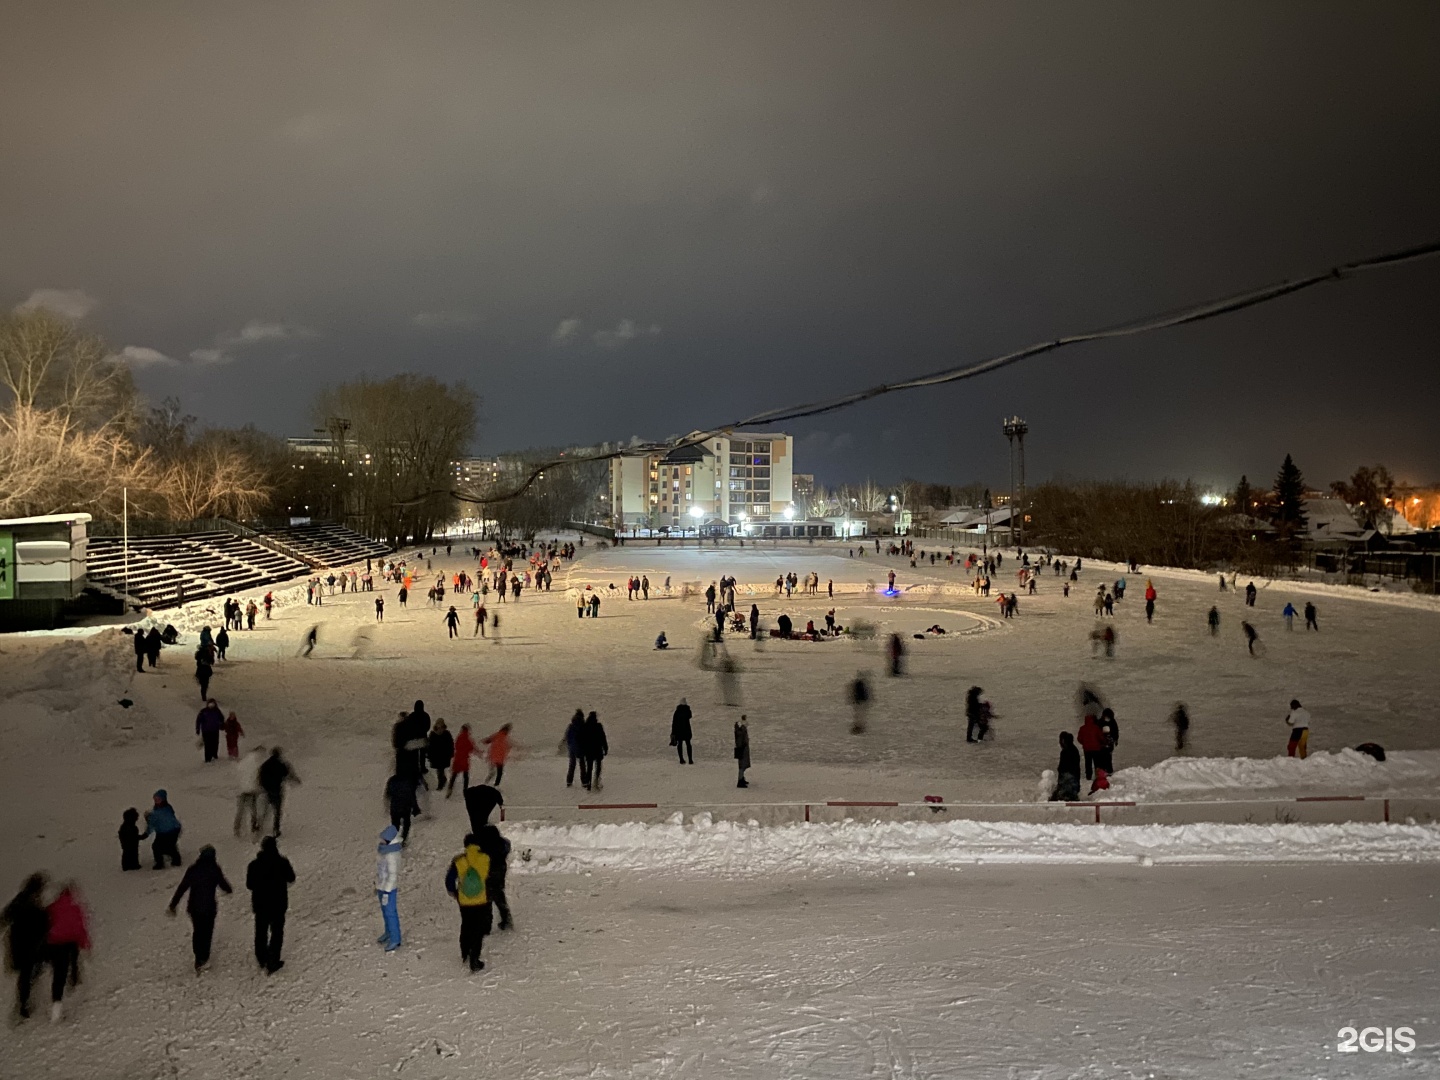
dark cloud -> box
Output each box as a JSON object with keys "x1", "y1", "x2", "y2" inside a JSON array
[{"x1": 3, "y1": 2, "x2": 1437, "y2": 489}]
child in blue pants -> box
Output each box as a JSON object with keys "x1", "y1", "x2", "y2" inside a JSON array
[{"x1": 376, "y1": 825, "x2": 403, "y2": 950}]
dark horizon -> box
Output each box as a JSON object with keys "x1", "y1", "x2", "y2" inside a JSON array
[{"x1": 4, "y1": 2, "x2": 1438, "y2": 492}]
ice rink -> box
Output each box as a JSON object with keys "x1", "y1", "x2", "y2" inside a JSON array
[{"x1": 2, "y1": 539, "x2": 1438, "y2": 1077}]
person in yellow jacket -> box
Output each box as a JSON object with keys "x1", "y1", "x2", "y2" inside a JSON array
[{"x1": 444, "y1": 834, "x2": 492, "y2": 972}]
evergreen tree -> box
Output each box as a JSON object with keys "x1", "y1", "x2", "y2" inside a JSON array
[
  {"x1": 1272, "y1": 455, "x2": 1307, "y2": 539},
  {"x1": 1232, "y1": 474, "x2": 1253, "y2": 515}
]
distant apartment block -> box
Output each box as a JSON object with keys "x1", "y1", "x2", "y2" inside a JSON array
[{"x1": 609, "y1": 432, "x2": 795, "y2": 529}]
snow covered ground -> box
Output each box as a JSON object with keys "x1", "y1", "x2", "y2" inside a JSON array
[{"x1": 2, "y1": 539, "x2": 1438, "y2": 1076}]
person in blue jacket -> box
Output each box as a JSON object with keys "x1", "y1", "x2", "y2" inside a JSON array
[
  {"x1": 140, "y1": 790, "x2": 182, "y2": 869},
  {"x1": 375, "y1": 825, "x2": 403, "y2": 952},
  {"x1": 1282, "y1": 602, "x2": 1297, "y2": 630}
]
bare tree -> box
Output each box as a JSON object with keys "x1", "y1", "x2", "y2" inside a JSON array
[{"x1": 0, "y1": 310, "x2": 139, "y2": 431}]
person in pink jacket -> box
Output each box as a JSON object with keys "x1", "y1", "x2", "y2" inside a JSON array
[{"x1": 45, "y1": 884, "x2": 90, "y2": 1022}]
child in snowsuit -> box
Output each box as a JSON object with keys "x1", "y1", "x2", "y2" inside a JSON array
[
  {"x1": 141, "y1": 790, "x2": 183, "y2": 869},
  {"x1": 119, "y1": 808, "x2": 142, "y2": 871},
  {"x1": 376, "y1": 825, "x2": 403, "y2": 952}
]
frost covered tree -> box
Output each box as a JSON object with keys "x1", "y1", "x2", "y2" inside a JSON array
[{"x1": 1330, "y1": 464, "x2": 1395, "y2": 531}]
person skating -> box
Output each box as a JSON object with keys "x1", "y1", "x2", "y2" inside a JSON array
[
  {"x1": 375, "y1": 596, "x2": 384, "y2": 622},
  {"x1": 1244, "y1": 581, "x2": 1257, "y2": 607},
  {"x1": 44, "y1": 882, "x2": 89, "y2": 1022},
  {"x1": 887, "y1": 633, "x2": 905, "y2": 676},
  {"x1": 1170, "y1": 702, "x2": 1190, "y2": 753},
  {"x1": 234, "y1": 744, "x2": 266, "y2": 836},
  {"x1": 563, "y1": 710, "x2": 586, "y2": 788},
  {"x1": 704, "y1": 583, "x2": 716, "y2": 613},
  {"x1": 444, "y1": 834, "x2": 492, "y2": 972},
  {"x1": 670, "y1": 699, "x2": 694, "y2": 764},
  {"x1": 194, "y1": 648, "x2": 213, "y2": 700},
  {"x1": 195, "y1": 699, "x2": 225, "y2": 762},
  {"x1": 386, "y1": 772, "x2": 419, "y2": 842},
  {"x1": 448, "y1": 723, "x2": 475, "y2": 796},
  {"x1": 258, "y1": 748, "x2": 300, "y2": 837},
  {"x1": 481, "y1": 723, "x2": 512, "y2": 786},
  {"x1": 300, "y1": 625, "x2": 318, "y2": 658},
  {"x1": 463, "y1": 783, "x2": 505, "y2": 834},
  {"x1": 734, "y1": 715, "x2": 751, "y2": 788},
  {"x1": 749, "y1": 604, "x2": 760, "y2": 639},
  {"x1": 428, "y1": 719, "x2": 454, "y2": 792},
  {"x1": 445, "y1": 606, "x2": 460, "y2": 638},
  {"x1": 141, "y1": 790, "x2": 183, "y2": 869},
  {"x1": 2, "y1": 873, "x2": 48, "y2": 1020},
  {"x1": 1242, "y1": 621, "x2": 1259, "y2": 655},
  {"x1": 1076, "y1": 712, "x2": 1106, "y2": 781},
  {"x1": 1207, "y1": 606, "x2": 1220, "y2": 636},
  {"x1": 1285, "y1": 699, "x2": 1311, "y2": 759},
  {"x1": 375, "y1": 825, "x2": 403, "y2": 952},
  {"x1": 849, "y1": 673, "x2": 870, "y2": 734},
  {"x1": 167, "y1": 846, "x2": 233, "y2": 972},
  {"x1": 215, "y1": 625, "x2": 230, "y2": 661},
  {"x1": 223, "y1": 710, "x2": 244, "y2": 759},
  {"x1": 1049, "y1": 733, "x2": 1081, "y2": 801},
  {"x1": 582, "y1": 711, "x2": 608, "y2": 791},
  {"x1": 132, "y1": 628, "x2": 146, "y2": 673},
  {"x1": 476, "y1": 823, "x2": 513, "y2": 931},
  {"x1": 1304, "y1": 601, "x2": 1318, "y2": 631},
  {"x1": 119, "y1": 808, "x2": 142, "y2": 870},
  {"x1": 1282, "y1": 602, "x2": 1297, "y2": 630},
  {"x1": 245, "y1": 836, "x2": 295, "y2": 974},
  {"x1": 964, "y1": 686, "x2": 991, "y2": 743}
]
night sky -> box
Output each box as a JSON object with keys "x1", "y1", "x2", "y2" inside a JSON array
[{"x1": 3, "y1": 2, "x2": 1438, "y2": 491}]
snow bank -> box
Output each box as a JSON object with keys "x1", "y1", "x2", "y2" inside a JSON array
[
  {"x1": 509, "y1": 815, "x2": 1440, "y2": 875},
  {"x1": 1107, "y1": 749, "x2": 1440, "y2": 802}
]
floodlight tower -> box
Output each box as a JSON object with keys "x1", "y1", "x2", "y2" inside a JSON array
[{"x1": 1002, "y1": 416, "x2": 1028, "y2": 548}]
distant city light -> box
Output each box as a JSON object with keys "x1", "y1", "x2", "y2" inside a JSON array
[
  {"x1": 1201, "y1": 493, "x2": 1224, "y2": 506},
  {"x1": 783, "y1": 506, "x2": 795, "y2": 520}
]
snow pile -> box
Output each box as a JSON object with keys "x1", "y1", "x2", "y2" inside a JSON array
[
  {"x1": 0, "y1": 631, "x2": 159, "y2": 748},
  {"x1": 1106, "y1": 749, "x2": 1440, "y2": 802},
  {"x1": 509, "y1": 815, "x2": 1440, "y2": 875}
]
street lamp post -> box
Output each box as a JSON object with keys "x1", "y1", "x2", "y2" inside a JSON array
[{"x1": 1002, "y1": 417, "x2": 1028, "y2": 548}]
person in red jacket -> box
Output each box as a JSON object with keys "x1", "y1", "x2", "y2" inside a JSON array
[
  {"x1": 1076, "y1": 714, "x2": 1106, "y2": 781},
  {"x1": 223, "y1": 711, "x2": 244, "y2": 759},
  {"x1": 45, "y1": 884, "x2": 90, "y2": 1022},
  {"x1": 482, "y1": 724, "x2": 512, "y2": 786},
  {"x1": 447, "y1": 724, "x2": 475, "y2": 797}
]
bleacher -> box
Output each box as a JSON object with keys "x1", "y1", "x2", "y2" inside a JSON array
[
  {"x1": 85, "y1": 523, "x2": 392, "y2": 610},
  {"x1": 86, "y1": 533, "x2": 311, "y2": 610},
  {"x1": 266, "y1": 523, "x2": 392, "y2": 567}
]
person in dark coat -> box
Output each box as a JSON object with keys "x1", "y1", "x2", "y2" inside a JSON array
[
  {"x1": 564, "y1": 710, "x2": 587, "y2": 787},
  {"x1": 1050, "y1": 733, "x2": 1081, "y2": 801},
  {"x1": 215, "y1": 626, "x2": 230, "y2": 660},
  {"x1": 444, "y1": 834, "x2": 493, "y2": 972},
  {"x1": 1097, "y1": 708, "x2": 1120, "y2": 773},
  {"x1": 144, "y1": 627, "x2": 163, "y2": 667},
  {"x1": 167, "y1": 846, "x2": 233, "y2": 971},
  {"x1": 194, "y1": 649, "x2": 213, "y2": 700},
  {"x1": 118, "y1": 808, "x2": 142, "y2": 871},
  {"x1": 140, "y1": 790, "x2": 183, "y2": 869},
  {"x1": 582, "y1": 711, "x2": 608, "y2": 791},
  {"x1": 734, "y1": 715, "x2": 751, "y2": 788},
  {"x1": 386, "y1": 772, "x2": 419, "y2": 842},
  {"x1": 964, "y1": 686, "x2": 990, "y2": 743},
  {"x1": 1170, "y1": 703, "x2": 1190, "y2": 752},
  {"x1": 245, "y1": 836, "x2": 295, "y2": 974},
  {"x1": 475, "y1": 824, "x2": 513, "y2": 931},
  {"x1": 196, "y1": 699, "x2": 225, "y2": 763},
  {"x1": 2, "y1": 873, "x2": 48, "y2": 1020},
  {"x1": 258, "y1": 749, "x2": 299, "y2": 837},
  {"x1": 463, "y1": 783, "x2": 505, "y2": 835},
  {"x1": 670, "y1": 699, "x2": 694, "y2": 764},
  {"x1": 132, "y1": 628, "x2": 146, "y2": 672},
  {"x1": 427, "y1": 720, "x2": 454, "y2": 791}
]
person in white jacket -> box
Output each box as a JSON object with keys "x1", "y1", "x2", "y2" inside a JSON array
[
  {"x1": 233, "y1": 745, "x2": 267, "y2": 836},
  {"x1": 1285, "y1": 699, "x2": 1311, "y2": 759},
  {"x1": 376, "y1": 825, "x2": 402, "y2": 952}
]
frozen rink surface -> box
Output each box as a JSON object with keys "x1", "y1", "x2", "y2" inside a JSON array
[{"x1": 2, "y1": 540, "x2": 1438, "y2": 1077}]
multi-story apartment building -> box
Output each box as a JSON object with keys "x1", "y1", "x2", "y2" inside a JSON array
[{"x1": 609, "y1": 432, "x2": 795, "y2": 530}]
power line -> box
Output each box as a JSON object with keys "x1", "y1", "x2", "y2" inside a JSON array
[{"x1": 443, "y1": 237, "x2": 1440, "y2": 507}]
